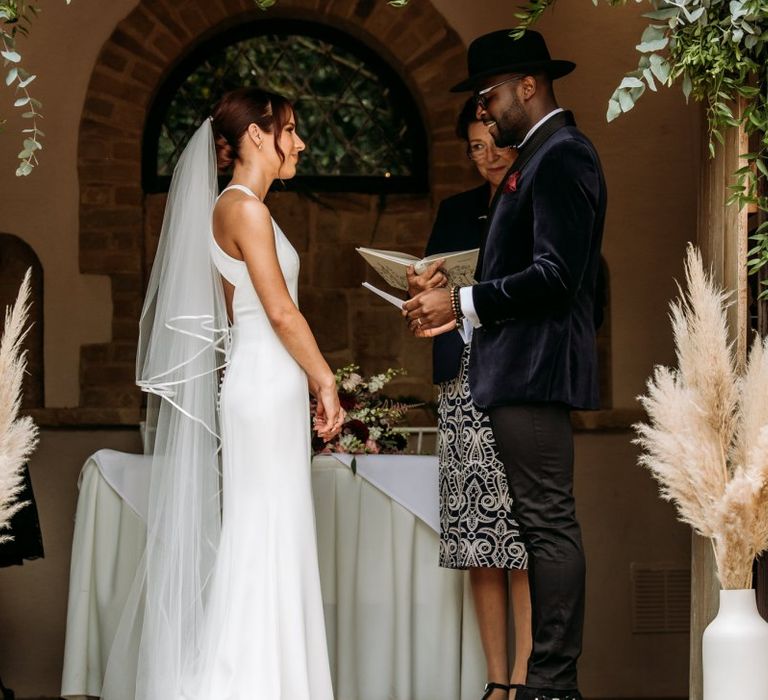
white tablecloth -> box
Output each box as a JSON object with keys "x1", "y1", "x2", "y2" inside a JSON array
[
  {"x1": 324, "y1": 452, "x2": 439, "y2": 532},
  {"x1": 62, "y1": 451, "x2": 484, "y2": 700},
  {"x1": 61, "y1": 454, "x2": 147, "y2": 700}
]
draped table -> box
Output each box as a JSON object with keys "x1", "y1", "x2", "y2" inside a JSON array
[{"x1": 61, "y1": 450, "x2": 485, "y2": 700}]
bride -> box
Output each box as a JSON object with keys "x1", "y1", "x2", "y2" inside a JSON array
[{"x1": 101, "y1": 88, "x2": 344, "y2": 700}]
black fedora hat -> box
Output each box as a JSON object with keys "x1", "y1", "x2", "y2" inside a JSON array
[{"x1": 451, "y1": 29, "x2": 575, "y2": 92}]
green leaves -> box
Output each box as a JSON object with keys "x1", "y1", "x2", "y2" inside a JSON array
[
  {"x1": 681, "y1": 72, "x2": 692, "y2": 101},
  {"x1": 649, "y1": 53, "x2": 672, "y2": 83},
  {"x1": 749, "y1": 221, "x2": 768, "y2": 298},
  {"x1": 643, "y1": 68, "x2": 658, "y2": 91},
  {"x1": 606, "y1": 70, "x2": 651, "y2": 120},
  {"x1": 18, "y1": 137, "x2": 40, "y2": 160},
  {"x1": 1, "y1": 0, "x2": 70, "y2": 176},
  {"x1": 619, "y1": 76, "x2": 645, "y2": 89},
  {"x1": 636, "y1": 24, "x2": 669, "y2": 52},
  {"x1": 729, "y1": 0, "x2": 749, "y2": 21},
  {"x1": 606, "y1": 98, "x2": 622, "y2": 121},
  {"x1": 511, "y1": 0, "x2": 554, "y2": 35},
  {"x1": 643, "y1": 7, "x2": 682, "y2": 22}
]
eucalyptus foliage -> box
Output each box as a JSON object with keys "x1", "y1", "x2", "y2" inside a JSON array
[
  {"x1": 514, "y1": 0, "x2": 768, "y2": 296},
  {"x1": 1, "y1": 1, "x2": 71, "y2": 176}
]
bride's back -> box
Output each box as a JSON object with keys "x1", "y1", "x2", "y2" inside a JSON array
[{"x1": 210, "y1": 184, "x2": 299, "y2": 329}]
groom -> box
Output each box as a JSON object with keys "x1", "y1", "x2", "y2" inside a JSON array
[{"x1": 404, "y1": 29, "x2": 606, "y2": 700}]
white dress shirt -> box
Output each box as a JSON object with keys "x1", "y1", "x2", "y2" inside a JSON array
[{"x1": 458, "y1": 107, "x2": 565, "y2": 340}]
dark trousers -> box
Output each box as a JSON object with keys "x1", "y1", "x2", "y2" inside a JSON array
[{"x1": 488, "y1": 404, "x2": 585, "y2": 693}]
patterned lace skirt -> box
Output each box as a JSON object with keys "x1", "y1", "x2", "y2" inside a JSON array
[{"x1": 438, "y1": 345, "x2": 527, "y2": 570}]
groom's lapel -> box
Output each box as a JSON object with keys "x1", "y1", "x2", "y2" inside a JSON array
[{"x1": 475, "y1": 110, "x2": 576, "y2": 280}]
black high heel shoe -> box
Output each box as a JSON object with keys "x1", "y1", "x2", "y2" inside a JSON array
[{"x1": 482, "y1": 682, "x2": 510, "y2": 699}]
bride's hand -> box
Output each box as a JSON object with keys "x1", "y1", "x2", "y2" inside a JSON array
[{"x1": 313, "y1": 378, "x2": 345, "y2": 440}]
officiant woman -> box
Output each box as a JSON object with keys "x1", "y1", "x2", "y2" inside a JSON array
[{"x1": 407, "y1": 99, "x2": 531, "y2": 700}]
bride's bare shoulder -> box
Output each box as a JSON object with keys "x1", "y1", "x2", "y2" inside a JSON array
[{"x1": 213, "y1": 190, "x2": 272, "y2": 240}]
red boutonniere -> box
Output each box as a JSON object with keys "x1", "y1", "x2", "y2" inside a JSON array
[{"x1": 503, "y1": 171, "x2": 520, "y2": 193}]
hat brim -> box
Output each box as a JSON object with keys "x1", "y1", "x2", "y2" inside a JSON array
[{"x1": 450, "y1": 60, "x2": 576, "y2": 93}]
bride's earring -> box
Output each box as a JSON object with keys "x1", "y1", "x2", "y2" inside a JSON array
[{"x1": 255, "y1": 132, "x2": 263, "y2": 151}]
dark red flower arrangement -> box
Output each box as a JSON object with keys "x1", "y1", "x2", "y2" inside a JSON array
[
  {"x1": 343, "y1": 419, "x2": 370, "y2": 444},
  {"x1": 310, "y1": 364, "x2": 419, "y2": 455},
  {"x1": 338, "y1": 392, "x2": 357, "y2": 411}
]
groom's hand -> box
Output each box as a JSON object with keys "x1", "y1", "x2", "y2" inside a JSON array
[
  {"x1": 403, "y1": 288, "x2": 456, "y2": 337},
  {"x1": 406, "y1": 258, "x2": 447, "y2": 297}
]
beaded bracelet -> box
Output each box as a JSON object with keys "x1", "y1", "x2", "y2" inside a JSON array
[{"x1": 450, "y1": 285, "x2": 465, "y2": 323}]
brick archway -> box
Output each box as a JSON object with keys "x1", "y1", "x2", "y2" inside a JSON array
[{"x1": 78, "y1": 0, "x2": 469, "y2": 418}]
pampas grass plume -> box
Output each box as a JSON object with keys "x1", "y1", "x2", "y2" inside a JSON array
[
  {"x1": 0, "y1": 269, "x2": 39, "y2": 543},
  {"x1": 635, "y1": 245, "x2": 768, "y2": 589}
]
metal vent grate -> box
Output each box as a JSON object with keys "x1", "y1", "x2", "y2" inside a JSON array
[{"x1": 631, "y1": 563, "x2": 691, "y2": 634}]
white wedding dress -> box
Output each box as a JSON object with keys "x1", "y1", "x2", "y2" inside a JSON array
[{"x1": 191, "y1": 183, "x2": 334, "y2": 699}]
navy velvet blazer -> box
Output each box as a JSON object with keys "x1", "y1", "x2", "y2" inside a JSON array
[
  {"x1": 468, "y1": 115, "x2": 606, "y2": 410},
  {"x1": 424, "y1": 183, "x2": 489, "y2": 385}
]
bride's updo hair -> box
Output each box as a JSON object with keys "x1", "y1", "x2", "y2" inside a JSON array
[{"x1": 211, "y1": 87, "x2": 293, "y2": 173}]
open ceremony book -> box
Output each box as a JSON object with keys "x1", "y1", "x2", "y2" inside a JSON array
[{"x1": 356, "y1": 247, "x2": 479, "y2": 291}]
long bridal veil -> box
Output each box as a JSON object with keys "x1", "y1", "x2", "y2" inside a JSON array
[{"x1": 101, "y1": 120, "x2": 228, "y2": 700}]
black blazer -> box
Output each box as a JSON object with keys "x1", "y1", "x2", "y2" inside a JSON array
[
  {"x1": 469, "y1": 115, "x2": 606, "y2": 410},
  {"x1": 424, "y1": 183, "x2": 489, "y2": 385}
]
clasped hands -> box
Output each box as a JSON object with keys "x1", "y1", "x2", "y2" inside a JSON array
[
  {"x1": 310, "y1": 377, "x2": 346, "y2": 441},
  {"x1": 402, "y1": 258, "x2": 458, "y2": 338}
]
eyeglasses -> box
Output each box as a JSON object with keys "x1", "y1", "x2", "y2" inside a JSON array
[
  {"x1": 474, "y1": 75, "x2": 524, "y2": 110},
  {"x1": 466, "y1": 142, "x2": 513, "y2": 161}
]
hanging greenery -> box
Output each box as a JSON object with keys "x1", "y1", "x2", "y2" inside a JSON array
[
  {"x1": 0, "y1": 0, "x2": 71, "y2": 176},
  {"x1": 1, "y1": 0, "x2": 71, "y2": 176},
  {"x1": 512, "y1": 0, "x2": 768, "y2": 296}
]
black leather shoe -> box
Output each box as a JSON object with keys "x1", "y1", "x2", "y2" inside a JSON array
[{"x1": 482, "y1": 682, "x2": 510, "y2": 699}]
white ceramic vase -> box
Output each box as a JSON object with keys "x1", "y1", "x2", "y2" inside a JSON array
[{"x1": 703, "y1": 588, "x2": 768, "y2": 700}]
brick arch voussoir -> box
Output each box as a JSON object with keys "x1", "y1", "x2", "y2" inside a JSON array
[{"x1": 78, "y1": 0, "x2": 468, "y2": 412}]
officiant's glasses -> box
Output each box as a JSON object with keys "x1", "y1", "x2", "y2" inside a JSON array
[
  {"x1": 466, "y1": 142, "x2": 513, "y2": 161},
  {"x1": 474, "y1": 75, "x2": 525, "y2": 110}
]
